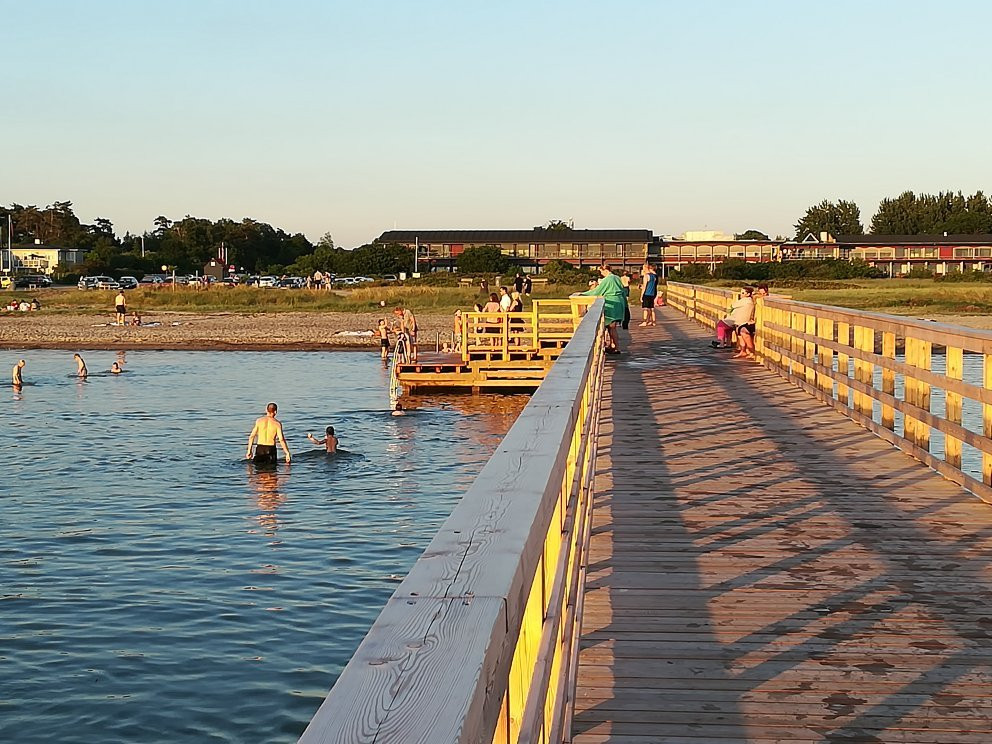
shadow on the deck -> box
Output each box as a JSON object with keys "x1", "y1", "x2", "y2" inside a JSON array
[{"x1": 572, "y1": 308, "x2": 992, "y2": 743}]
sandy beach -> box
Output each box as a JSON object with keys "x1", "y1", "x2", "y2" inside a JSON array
[{"x1": 0, "y1": 311, "x2": 454, "y2": 351}]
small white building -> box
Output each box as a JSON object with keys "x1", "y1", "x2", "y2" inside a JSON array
[{"x1": 9, "y1": 241, "x2": 87, "y2": 275}]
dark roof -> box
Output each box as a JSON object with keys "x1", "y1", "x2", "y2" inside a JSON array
[
  {"x1": 837, "y1": 234, "x2": 992, "y2": 245},
  {"x1": 377, "y1": 229, "x2": 653, "y2": 244}
]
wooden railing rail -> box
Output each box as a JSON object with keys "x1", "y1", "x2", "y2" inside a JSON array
[
  {"x1": 300, "y1": 299, "x2": 606, "y2": 744},
  {"x1": 459, "y1": 298, "x2": 596, "y2": 362},
  {"x1": 668, "y1": 283, "x2": 992, "y2": 504}
]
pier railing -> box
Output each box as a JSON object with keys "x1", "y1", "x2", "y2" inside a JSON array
[
  {"x1": 461, "y1": 298, "x2": 595, "y2": 361},
  {"x1": 300, "y1": 299, "x2": 606, "y2": 743},
  {"x1": 667, "y1": 281, "x2": 992, "y2": 503}
]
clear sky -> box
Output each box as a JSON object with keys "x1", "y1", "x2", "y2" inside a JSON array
[{"x1": 3, "y1": 0, "x2": 990, "y2": 246}]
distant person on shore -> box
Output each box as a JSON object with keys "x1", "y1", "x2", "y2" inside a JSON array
[
  {"x1": 498, "y1": 286, "x2": 512, "y2": 311},
  {"x1": 513, "y1": 272, "x2": 524, "y2": 294},
  {"x1": 453, "y1": 310, "x2": 463, "y2": 351},
  {"x1": 307, "y1": 426, "x2": 338, "y2": 453},
  {"x1": 639, "y1": 263, "x2": 658, "y2": 327},
  {"x1": 246, "y1": 402, "x2": 292, "y2": 464},
  {"x1": 73, "y1": 353, "x2": 88, "y2": 378},
  {"x1": 111, "y1": 362, "x2": 123, "y2": 374},
  {"x1": 479, "y1": 278, "x2": 489, "y2": 296},
  {"x1": 392, "y1": 306, "x2": 418, "y2": 362},
  {"x1": 376, "y1": 318, "x2": 390, "y2": 360},
  {"x1": 130, "y1": 311, "x2": 142, "y2": 326},
  {"x1": 30, "y1": 298, "x2": 41, "y2": 311},
  {"x1": 115, "y1": 291, "x2": 127, "y2": 326},
  {"x1": 523, "y1": 274, "x2": 532, "y2": 295},
  {"x1": 12, "y1": 359, "x2": 25, "y2": 387}
]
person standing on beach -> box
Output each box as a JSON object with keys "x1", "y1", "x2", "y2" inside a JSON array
[
  {"x1": 246, "y1": 402, "x2": 292, "y2": 464},
  {"x1": 392, "y1": 306, "x2": 418, "y2": 362},
  {"x1": 523, "y1": 274, "x2": 532, "y2": 295},
  {"x1": 73, "y1": 353, "x2": 88, "y2": 378},
  {"x1": 12, "y1": 359, "x2": 25, "y2": 387},
  {"x1": 115, "y1": 291, "x2": 127, "y2": 326}
]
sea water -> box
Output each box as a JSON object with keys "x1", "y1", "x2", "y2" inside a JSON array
[{"x1": 0, "y1": 349, "x2": 525, "y2": 743}]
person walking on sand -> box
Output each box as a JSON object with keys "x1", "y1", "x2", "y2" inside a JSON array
[
  {"x1": 246, "y1": 402, "x2": 292, "y2": 464},
  {"x1": 115, "y1": 291, "x2": 127, "y2": 326},
  {"x1": 73, "y1": 353, "x2": 88, "y2": 378},
  {"x1": 392, "y1": 306, "x2": 418, "y2": 362},
  {"x1": 12, "y1": 359, "x2": 25, "y2": 387}
]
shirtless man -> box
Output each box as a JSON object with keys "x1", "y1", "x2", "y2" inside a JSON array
[
  {"x1": 115, "y1": 291, "x2": 127, "y2": 326},
  {"x1": 73, "y1": 353, "x2": 88, "y2": 378},
  {"x1": 246, "y1": 402, "x2": 292, "y2": 464},
  {"x1": 392, "y1": 305, "x2": 419, "y2": 362},
  {"x1": 12, "y1": 359, "x2": 25, "y2": 387}
]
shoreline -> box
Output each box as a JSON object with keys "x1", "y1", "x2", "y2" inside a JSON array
[{"x1": 0, "y1": 310, "x2": 454, "y2": 351}]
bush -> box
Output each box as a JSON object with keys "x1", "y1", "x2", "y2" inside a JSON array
[
  {"x1": 935, "y1": 270, "x2": 992, "y2": 283},
  {"x1": 903, "y1": 266, "x2": 936, "y2": 279},
  {"x1": 713, "y1": 259, "x2": 770, "y2": 281},
  {"x1": 456, "y1": 246, "x2": 512, "y2": 274},
  {"x1": 542, "y1": 260, "x2": 596, "y2": 285},
  {"x1": 668, "y1": 263, "x2": 713, "y2": 283}
]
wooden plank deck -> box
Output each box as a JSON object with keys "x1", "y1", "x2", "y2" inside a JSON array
[{"x1": 572, "y1": 307, "x2": 992, "y2": 743}]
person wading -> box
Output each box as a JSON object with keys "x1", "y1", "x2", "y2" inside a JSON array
[{"x1": 246, "y1": 402, "x2": 292, "y2": 464}]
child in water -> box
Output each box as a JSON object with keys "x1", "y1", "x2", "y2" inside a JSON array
[
  {"x1": 110, "y1": 362, "x2": 123, "y2": 374},
  {"x1": 307, "y1": 426, "x2": 338, "y2": 453}
]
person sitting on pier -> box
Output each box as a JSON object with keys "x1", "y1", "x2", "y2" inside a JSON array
[
  {"x1": 711, "y1": 286, "x2": 754, "y2": 350},
  {"x1": 307, "y1": 426, "x2": 338, "y2": 453},
  {"x1": 392, "y1": 306, "x2": 418, "y2": 362},
  {"x1": 734, "y1": 284, "x2": 767, "y2": 359}
]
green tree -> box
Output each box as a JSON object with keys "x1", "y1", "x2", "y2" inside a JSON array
[
  {"x1": 794, "y1": 199, "x2": 863, "y2": 240},
  {"x1": 870, "y1": 190, "x2": 992, "y2": 235},
  {"x1": 545, "y1": 220, "x2": 572, "y2": 231},
  {"x1": 456, "y1": 245, "x2": 512, "y2": 274},
  {"x1": 349, "y1": 243, "x2": 413, "y2": 275},
  {"x1": 734, "y1": 229, "x2": 769, "y2": 240}
]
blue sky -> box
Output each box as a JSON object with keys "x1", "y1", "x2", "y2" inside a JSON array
[{"x1": 3, "y1": 0, "x2": 990, "y2": 246}]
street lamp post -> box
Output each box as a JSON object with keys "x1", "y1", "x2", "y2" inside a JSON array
[{"x1": 163, "y1": 264, "x2": 176, "y2": 291}]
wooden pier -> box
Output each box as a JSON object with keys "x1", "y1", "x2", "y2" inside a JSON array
[
  {"x1": 300, "y1": 287, "x2": 992, "y2": 743},
  {"x1": 394, "y1": 298, "x2": 594, "y2": 391}
]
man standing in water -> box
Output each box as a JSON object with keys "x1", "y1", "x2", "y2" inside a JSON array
[
  {"x1": 115, "y1": 290, "x2": 127, "y2": 326},
  {"x1": 246, "y1": 402, "x2": 292, "y2": 464},
  {"x1": 12, "y1": 359, "x2": 25, "y2": 387},
  {"x1": 73, "y1": 353, "x2": 88, "y2": 378}
]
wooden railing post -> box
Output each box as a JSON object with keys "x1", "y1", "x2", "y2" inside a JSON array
[
  {"x1": 837, "y1": 321, "x2": 851, "y2": 409},
  {"x1": 804, "y1": 313, "x2": 817, "y2": 388},
  {"x1": 818, "y1": 317, "x2": 834, "y2": 398},
  {"x1": 983, "y1": 353, "x2": 992, "y2": 486},
  {"x1": 946, "y1": 347, "x2": 964, "y2": 468},
  {"x1": 905, "y1": 337, "x2": 919, "y2": 446},
  {"x1": 918, "y1": 340, "x2": 932, "y2": 451},
  {"x1": 881, "y1": 332, "x2": 896, "y2": 431}
]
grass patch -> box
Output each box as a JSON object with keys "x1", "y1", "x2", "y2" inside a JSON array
[{"x1": 788, "y1": 279, "x2": 992, "y2": 315}]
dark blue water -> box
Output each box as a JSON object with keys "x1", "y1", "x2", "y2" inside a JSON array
[{"x1": 0, "y1": 350, "x2": 524, "y2": 743}]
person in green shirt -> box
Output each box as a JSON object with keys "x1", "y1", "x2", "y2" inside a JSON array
[{"x1": 575, "y1": 265, "x2": 625, "y2": 355}]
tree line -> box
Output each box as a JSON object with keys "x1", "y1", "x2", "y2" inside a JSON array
[{"x1": 0, "y1": 202, "x2": 417, "y2": 278}]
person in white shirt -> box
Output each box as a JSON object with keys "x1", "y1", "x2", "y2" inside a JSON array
[
  {"x1": 498, "y1": 286, "x2": 512, "y2": 312},
  {"x1": 711, "y1": 286, "x2": 754, "y2": 349}
]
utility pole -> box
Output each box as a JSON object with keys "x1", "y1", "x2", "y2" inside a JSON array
[
  {"x1": 141, "y1": 235, "x2": 145, "y2": 258},
  {"x1": 414, "y1": 236, "x2": 419, "y2": 275}
]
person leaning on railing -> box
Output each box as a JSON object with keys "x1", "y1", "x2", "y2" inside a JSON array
[
  {"x1": 573, "y1": 264, "x2": 625, "y2": 355},
  {"x1": 711, "y1": 286, "x2": 754, "y2": 350}
]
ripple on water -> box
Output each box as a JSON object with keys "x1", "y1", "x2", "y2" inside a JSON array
[{"x1": 1, "y1": 350, "x2": 524, "y2": 743}]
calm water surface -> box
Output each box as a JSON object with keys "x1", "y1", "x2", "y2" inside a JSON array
[{"x1": 0, "y1": 349, "x2": 524, "y2": 743}]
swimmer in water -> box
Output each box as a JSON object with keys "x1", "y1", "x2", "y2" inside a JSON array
[
  {"x1": 246, "y1": 402, "x2": 292, "y2": 464},
  {"x1": 73, "y1": 353, "x2": 88, "y2": 378},
  {"x1": 391, "y1": 402, "x2": 405, "y2": 416},
  {"x1": 12, "y1": 359, "x2": 25, "y2": 387},
  {"x1": 306, "y1": 426, "x2": 338, "y2": 453},
  {"x1": 110, "y1": 362, "x2": 123, "y2": 374}
]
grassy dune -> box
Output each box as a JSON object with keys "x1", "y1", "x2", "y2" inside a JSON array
[{"x1": 15, "y1": 284, "x2": 588, "y2": 314}]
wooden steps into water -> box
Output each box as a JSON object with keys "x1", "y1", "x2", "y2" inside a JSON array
[{"x1": 571, "y1": 307, "x2": 992, "y2": 743}]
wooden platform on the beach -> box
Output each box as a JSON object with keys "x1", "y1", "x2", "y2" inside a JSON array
[{"x1": 572, "y1": 307, "x2": 992, "y2": 742}]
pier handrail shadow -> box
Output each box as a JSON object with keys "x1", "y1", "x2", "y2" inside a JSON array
[
  {"x1": 300, "y1": 298, "x2": 605, "y2": 744},
  {"x1": 668, "y1": 281, "x2": 992, "y2": 503}
]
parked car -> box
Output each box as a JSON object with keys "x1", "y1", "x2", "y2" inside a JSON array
[
  {"x1": 278, "y1": 276, "x2": 305, "y2": 288},
  {"x1": 218, "y1": 277, "x2": 238, "y2": 287},
  {"x1": 381, "y1": 274, "x2": 398, "y2": 282},
  {"x1": 257, "y1": 276, "x2": 278, "y2": 288},
  {"x1": 140, "y1": 274, "x2": 167, "y2": 287},
  {"x1": 335, "y1": 277, "x2": 357, "y2": 285},
  {"x1": 118, "y1": 276, "x2": 139, "y2": 290},
  {"x1": 93, "y1": 276, "x2": 120, "y2": 290},
  {"x1": 353, "y1": 276, "x2": 375, "y2": 283},
  {"x1": 78, "y1": 276, "x2": 98, "y2": 290}
]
